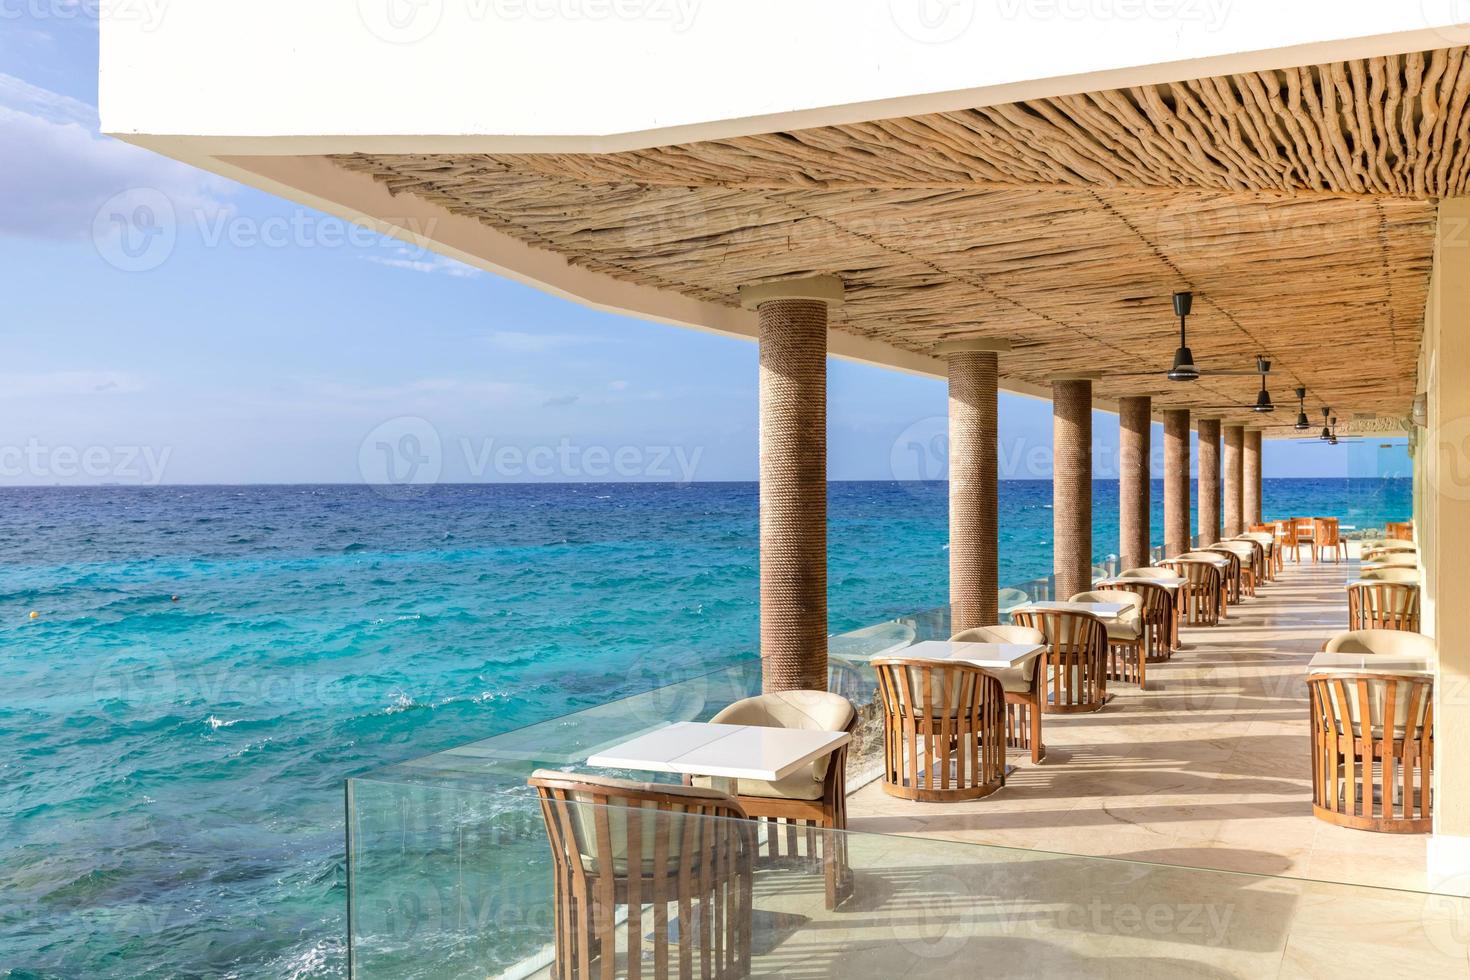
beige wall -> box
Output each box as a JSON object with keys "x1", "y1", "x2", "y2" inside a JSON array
[{"x1": 1428, "y1": 198, "x2": 1470, "y2": 839}]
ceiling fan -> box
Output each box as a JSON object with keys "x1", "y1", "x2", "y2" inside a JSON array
[
  {"x1": 1292, "y1": 387, "x2": 1311, "y2": 431},
  {"x1": 1192, "y1": 358, "x2": 1276, "y2": 413},
  {"x1": 1291, "y1": 407, "x2": 1364, "y2": 444},
  {"x1": 1108, "y1": 292, "x2": 1273, "y2": 382}
]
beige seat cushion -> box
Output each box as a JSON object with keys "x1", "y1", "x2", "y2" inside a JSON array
[
  {"x1": 1323, "y1": 630, "x2": 1436, "y2": 658},
  {"x1": 690, "y1": 691, "x2": 854, "y2": 803},
  {"x1": 951, "y1": 625, "x2": 1046, "y2": 694},
  {"x1": 1068, "y1": 590, "x2": 1143, "y2": 643},
  {"x1": 1360, "y1": 567, "x2": 1418, "y2": 583},
  {"x1": 1365, "y1": 554, "x2": 1418, "y2": 568}
]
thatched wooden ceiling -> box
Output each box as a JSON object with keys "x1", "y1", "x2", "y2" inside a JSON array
[{"x1": 331, "y1": 47, "x2": 1466, "y2": 433}]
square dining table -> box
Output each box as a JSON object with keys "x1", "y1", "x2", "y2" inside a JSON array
[
  {"x1": 1305, "y1": 649, "x2": 1434, "y2": 677},
  {"x1": 1010, "y1": 599, "x2": 1131, "y2": 621},
  {"x1": 886, "y1": 639, "x2": 1047, "y2": 670},
  {"x1": 586, "y1": 720, "x2": 851, "y2": 796}
]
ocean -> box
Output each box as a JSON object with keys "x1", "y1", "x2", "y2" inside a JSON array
[{"x1": 0, "y1": 478, "x2": 1409, "y2": 977}]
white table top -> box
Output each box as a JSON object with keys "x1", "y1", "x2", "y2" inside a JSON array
[
  {"x1": 893, "y1": 639, "x2": 1047, "y2": 669},
  {"x1": 1347, "y1": 578, "x2": 1419, "y2": 589},
  {"x1": 1099, "y1": 576, "x2": 1186, "y2": 590},
  {"x1": 1013, "y1": 600, "x2": 1129, "y2": 620},
  {"x1": 1307, "y1": 650, "x2": 1434, "y2": 676},
  {"x1": 586, "y1": 721, "x2": 850, "y2": 782}
]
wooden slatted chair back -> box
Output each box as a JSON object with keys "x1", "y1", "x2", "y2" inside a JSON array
[
  {"x1": 1307, "y1": 672, "x2": 1433, "y2": 833},
  {"x1": 1347, "y1": 582, "x2": 1421, "y2": 632},
  {"x1": 872, "y1": 658, "x2": 1006, "y2": 802},
  {"x1": 1008, "y1": 608, "x2": 1110, "y2": 713},
  {"x1": 528, "y1": 773, "x2": 754, "y2": 980}
]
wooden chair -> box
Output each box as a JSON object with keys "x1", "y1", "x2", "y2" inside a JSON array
[
  {"x1": 1386, "y1": 521, "x2": 1414, "y2": 542},
  {"x1": 1184, "y1": 550, "x2": 1236, "y2": 614},
  {"x1": 1211, "y1": 542, "x2": 1258, "y2": 597},
  {"x1": 1235, "y1": 533, "x2": 1272, "y2": 582},
  {"x1": 689, "y1": 691, "x2": 855, "y2": 909},
  {"x1": 1070, "y1": 589, "x2": 1148, "y2": 690},
  {"x1": 1009, "y1": 608, "x2": 1111, "y2": 713},
  {"x1": 1307, "y1": 673, "x2": 1433, "y2": 833},
  {"x1": 873, "y1": 658, "x2": 1007, "y2": 802},
  {"x1": 1348, "y1": 581, "x2": 1421, "y2": 632},
  {"x1": 1108, "y1": 575, "x2": 1176, "y2": 661},
  {"x1": 528, "y1": 771, "x2": 755, "y2": 980},
  {"x1": 1159, "y1": 558, "x2": 1222, "y2": 627},
  {"x1": 1248, "y1": 525, "x2": 1282, "y2": 576},
  {"x1": 951, "y1": 624, "x2": 1048, "y2": 764},
  {"x1": 1313, "y1": 517, "x2": 1347, "y2": 563},
  {"x1": 1272, "y1": 519, "x2": 1299, "y2": 562}
]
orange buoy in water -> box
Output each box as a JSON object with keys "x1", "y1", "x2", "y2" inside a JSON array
[{"x1": 28, "y1": 611, "x2": 39, "y2": 619}]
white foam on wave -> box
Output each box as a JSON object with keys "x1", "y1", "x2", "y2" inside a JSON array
[{"x1": 206, "y1": 715, "x2": 241, "y2": 729}]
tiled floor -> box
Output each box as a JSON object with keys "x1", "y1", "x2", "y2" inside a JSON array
[{"x1": 847, "y1": 548, "x2": 1435, "y2": 892}]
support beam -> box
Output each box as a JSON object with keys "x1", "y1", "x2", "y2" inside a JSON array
[
  {"x1": 945, "y1": 342, "x2": 1006, "y2": 631},
  {"x1": 1163, "y1": 409, "x2": 1191, "y2": 557},
  {"x1": 1118, "y1": 396, "x2": 1152, "y2": 569},
  {"x1": 1053, "y1": 379, "x2": 1093, "y2": 599},
  {"x1": 1426, "y1": 197, "x2": 1470, "y2": 881},
  {"x1": 1223, "y1": 424, "x2": 1245, "y2": 537},
  {"x1": 1244, "y1": 429, "x2": 1263, "y2": 526},
  {"x1": 741, "y1": 276, "x2": 841, "y2": 693},
  {"x1": 1197, "y1": 418, "x2": 1223, "y2": 546}
]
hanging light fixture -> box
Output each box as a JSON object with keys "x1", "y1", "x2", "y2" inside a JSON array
[
  {"x1": 1328, "y1": 416, "x2": 1340, "y2": 445},
  {"x1": 1294, "y1": 388, "x2": 1310, "y2": 430},
  {"x1": 1319, "y1": 407, "x2": 1332, "y2": 441},
  {"x1": 1167, "y1": 291, "x2": 1200, "y2": 382},
  {"x1": 1252, "y1": 359, "x2": 1274, "y2": 412}
]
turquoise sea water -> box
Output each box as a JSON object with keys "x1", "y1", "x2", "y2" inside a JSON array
[{"x1": 1, "y1": 478, "x2": 1409, "y2": 977}]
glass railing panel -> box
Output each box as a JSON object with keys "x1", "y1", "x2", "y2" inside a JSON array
[{"x1": 345, "y1": 791, "x2": 1470, "y2": 979}]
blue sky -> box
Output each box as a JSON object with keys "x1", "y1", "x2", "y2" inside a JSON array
[{"x1": 1, "y1": 14, "x2": 1408, "y2": 485}]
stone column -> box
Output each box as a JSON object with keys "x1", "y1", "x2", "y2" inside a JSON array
[
  {"x1": 1223, "y1": 424, "x2": 1245, "y2": 537},
  {"x1": 1163, "y1": 409, "x2": 1191, "y2": 556},
  {"x1": 739, "y1": 276, "x2": 842, "y2": 693},
  {"x1": 941, "y1": 340, "x2": 1009, "y2": 631},
  {"x1": 1053, "y1": 378, "x2": 1093, "y2": 600},
  {"x1": 1197, "y1": 417, "x2": 1223, "y2": 545},
  {"x1": 1118, "y1": 396, "x2": 1152, "y2": 569},
  {"x1": 1244, "y1": 429, "x2": 1263, "y2": 526}
]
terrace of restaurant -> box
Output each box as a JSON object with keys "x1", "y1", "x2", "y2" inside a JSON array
[{"x1": 101, "y1": 7, "x2": 1470, "y2": 975}]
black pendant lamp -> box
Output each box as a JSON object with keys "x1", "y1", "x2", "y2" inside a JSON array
[{"x1": 1167, "y1": 291, "x2": 1200, "y2": 382}]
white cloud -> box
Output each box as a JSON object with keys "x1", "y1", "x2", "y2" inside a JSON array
[
  {"x1": 481, "y1": 329, "x2": 589, "y2": 354},
  {"x1": 362, "y1": 248, "x2": 481, "y2": 278},
  {"x1": 0, "y1": 73, "x2": 228, "y2": 241}
]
